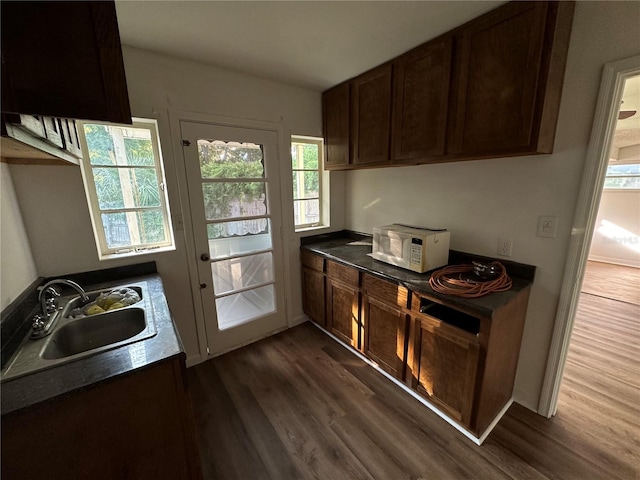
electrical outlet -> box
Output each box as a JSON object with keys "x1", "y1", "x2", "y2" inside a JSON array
[{"x1": 498, "y1": 238, "x2": 513, "y2": 257}]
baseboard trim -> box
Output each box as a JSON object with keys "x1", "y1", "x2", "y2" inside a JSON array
[
  {"x1": 289, "y1": 314, "x2": 308, "y2": 328},
  {"x1": 186, "y1": 354, "x2": 203, "y2": 368},
  {"x1": 310, "y1": 321, "x2": 509, "y2": 445},
  {"x1": 477, "y1": 398, "x2": 513, "y2": 445}
]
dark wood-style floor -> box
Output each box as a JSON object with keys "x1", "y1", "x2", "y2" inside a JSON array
[{"x1": 187, "y1": 261, "x2": 639, "y2": 479}]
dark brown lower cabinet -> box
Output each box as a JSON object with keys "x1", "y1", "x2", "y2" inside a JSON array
[
  {"x1": 362, "y1": 295, "x2": 409, "y2": 379},
  {"x1": 326, "y1": 277, "x2": 360, "y2": 347},
  {"x1": 325, "y1": 260, "x2": 361, "y2": 348},
  {"x1": 1, "y1": 355, "x2": 203, "y2": 480},
  {"x1": 409, "y1": 314, "x2": 480, "y2": 425},
  {"x1": 361, "y1": 273, "x2": 410, "y2": 379},
  {"x1": 302, "y1": 266, "x2": 325, "y2": 327},
  {"x1": 301, "y1": 250, "x2": 326, "y2": 328},
  {"x1": 299, "y1": 249, "x2": 531, "y2": 435}
]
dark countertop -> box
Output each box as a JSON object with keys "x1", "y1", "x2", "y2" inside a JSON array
[
  {"x1": 1, "y1": 274, "x2": 183, "y2": 416},
  {"x1": 301, "y1": 233, "x2": 535, "y2": 318}
]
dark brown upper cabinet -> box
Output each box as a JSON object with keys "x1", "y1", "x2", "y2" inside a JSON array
[
  {"x1": 448, "y1": 1, "x2": 574, "y2": 158},
  {"x1": 322, "y1": 1, "x2": 574, "y2": 171},
  {"x1": 392, "y1": 36, "x2": 453, "y2": 163},
  {"x1": 1, "y1": 1, "x2": 131, "y2": 124},
  {"x1": 322, "y1": 82, "x2": 351, "y2": 169},
  {"x1": 351, "y1": 64, "x2": 393, "y2": 166}
]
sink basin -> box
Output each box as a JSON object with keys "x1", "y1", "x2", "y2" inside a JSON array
[
  {"x1": 1, "y1": 282, "x2": 157, "y2": 382},
  {"x1": 42, "y1": 308, "x2": 146, "y2": 359}
]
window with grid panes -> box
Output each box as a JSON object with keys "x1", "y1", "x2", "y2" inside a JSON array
[
  {"x1": 292, "y1": 137, "x2": 324, "y2": 229},
  {"x1": 78, "y1": 118, "x2": 175, "y2": 259}
]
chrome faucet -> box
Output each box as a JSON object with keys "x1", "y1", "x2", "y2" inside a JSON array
[{"x1": 31, "y1": 279, "x2": 89, "y2": 338}]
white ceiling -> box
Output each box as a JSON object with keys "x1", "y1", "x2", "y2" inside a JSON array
[
  {"x1": 115, "y1": 0, "x2": 505, "y2": 92},
  {"x1": 115, "y1": 1, "x2": 640, "y2": 153}
]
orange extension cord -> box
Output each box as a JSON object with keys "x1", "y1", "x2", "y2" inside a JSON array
[{"x1": 429, "y1": 262, "x2": 512, "y2": 298}]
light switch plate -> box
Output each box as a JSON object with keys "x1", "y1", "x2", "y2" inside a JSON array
[{"x1": 537, "y1": 216, "x2": 558, "y2": 238}]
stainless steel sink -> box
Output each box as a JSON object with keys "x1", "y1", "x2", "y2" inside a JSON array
[
  {"x1": 1, "y1": 282, "x2": 157, "y2": 381},
  {"x1": 42, "y1": 308, "x2": 146, "y2": 359}
]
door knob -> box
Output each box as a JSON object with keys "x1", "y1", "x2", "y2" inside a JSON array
[{"x1": 200, "y1": 253, "x2": 210, "y2": 262}]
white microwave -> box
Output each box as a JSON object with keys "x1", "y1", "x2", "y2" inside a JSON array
[{"x1": 372, "y1": 224, "x2": 450, "y2": 273}]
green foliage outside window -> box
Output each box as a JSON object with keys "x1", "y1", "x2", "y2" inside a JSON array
[
  {"x1": 198, "y1": 142, "x2": 267, "y2": 221},
  {"x1": 85, "y1": 124, "x2": 114, "y2": 165},
  {"x1": 292, "y1": 143, "x2": 319, "y2": 195},
  {"x1": 82, "y1": 123, "x2": 168, "y2": 250},
  {"x1": 84, "y1": 125, "x2": 160, "y2": 210}
]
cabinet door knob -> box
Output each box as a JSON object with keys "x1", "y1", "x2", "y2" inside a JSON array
[{"x1": 200, "y1": 253, "x2": 210, "y2": 262}]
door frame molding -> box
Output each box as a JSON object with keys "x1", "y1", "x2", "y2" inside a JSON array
[
  {"x1": 538, "y1": 55, "x2": 640, "y2": 416},
  {"x1": 168, "y1": 110, "x2": 289, "y2": 365}
]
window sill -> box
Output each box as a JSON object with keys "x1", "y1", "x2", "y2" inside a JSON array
[
  {"x1": 295, "y1": 225, "x2": 331, "y2": 234},
  {"x1": 98, "y1": 245, "x2": 176, "y2": 261}
]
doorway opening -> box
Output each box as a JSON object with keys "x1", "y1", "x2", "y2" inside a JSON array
[
  {"x1": 555, "y1": 74, "x2": 639, "y2": 454},
  {"x1": 539, "y1": 56, "x2": 640, "y2": 418}
]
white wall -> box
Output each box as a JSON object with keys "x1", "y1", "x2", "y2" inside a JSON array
[
  {"x1": 9, "y1": 47, "x2": 338, "y2": 365},
  {"x1": 0, "y1": 162, "x2": 38, "y2": 310},
  {"x1": 589, "y1": 190, "x2": 640, "y2": 267},
  {"x1": 343, "y1": 1, "x2": 640, "y2": 411}
]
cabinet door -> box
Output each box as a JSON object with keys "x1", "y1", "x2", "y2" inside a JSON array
[
  {"x1": 1, "y1": 1, "x2": 131, "y2": 123},
  {"x1": 302, "y1": 267, "x2": 325, "y2": 327},
  {"x1": 1, "y1": 357, "x2": 202, "y2": 480},
  {"x1": 326, "y1": 278, "x2": 359, "y2": 348},
  {"x1": 351, "y1": 64, "x2": 393, "y2": 166},
  {"x1": 410, "y1": 315, "x2": 480, "y2": 426},
  {"x1": 363, "y1": 295, "x2": 409, "y2": 379},
  {"x1": 392, "y1": 37, "x2": 452, "y2": 163},
  {"x1": 449, "y1": 1, "x2": 548, "y2": 155},
  {"x1": 322, "y1": 82, "x2": 350, "y2": 169}
]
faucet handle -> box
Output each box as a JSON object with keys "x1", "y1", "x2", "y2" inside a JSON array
[
  {"x1": 32, "y1": 314, "x2": 46, "y2": 333},
  {"x1": 44, "y1": 297, "x2": 57, "y2": 313}
]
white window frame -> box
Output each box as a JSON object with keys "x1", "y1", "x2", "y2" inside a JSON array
[
  {"x1": 603, "y1": 160, "x2": 640, "y2": 190},
  {"x1": 292, "y1": 136, "x2": 328, "y2": 231},
  {"x1": 77, "y1": 118, "x2": 175, "y2": 260}
]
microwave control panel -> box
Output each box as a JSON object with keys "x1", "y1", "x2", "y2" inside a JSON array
[{"x1": 410, "y1": 238, "x2": 423, "y2": 267}]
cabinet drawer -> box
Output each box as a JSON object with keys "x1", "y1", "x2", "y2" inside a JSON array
[
  {"x1": 363, "y1": 274, "x2": 408, "y2": 309},
  {"x1": 411, "y1": 294, "x2": 480, "y2": 340},
  {"x1": 301, "y1": 250, "x2": 324, "y2": 272},
  {"x1": 326, "y1": 260, "x2": 359, "y2": 286}
]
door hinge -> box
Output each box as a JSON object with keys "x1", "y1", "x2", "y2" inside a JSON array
[{"x1": 181, "y1": 139, "x2": 191, "y2": 147}]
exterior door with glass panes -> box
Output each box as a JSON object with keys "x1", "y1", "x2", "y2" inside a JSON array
[{"x1": 180, "y1": 122, "x2": 286, "y2": 355}]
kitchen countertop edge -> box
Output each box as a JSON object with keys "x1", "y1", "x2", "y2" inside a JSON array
[{"x1": 301, "y1": 234, "x2": 535, "y2": 318}]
